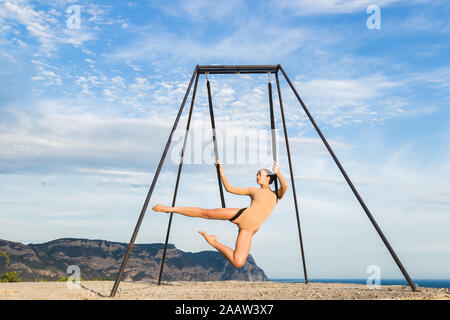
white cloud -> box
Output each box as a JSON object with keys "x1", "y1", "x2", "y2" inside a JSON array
[
  {"x1": 30, "y1": 59, "x2": 63, "y2": 85},
  {"x1": 0, "y1": 0, "x2": 99, "y2": 55},
  {"x1": 291, "y1": 74, "x2": 407, "y2": 127},
  {"x1": 102, "y1": 88, "x2": 115, "y2": 102},
  {"x1": 158, "y1": 0, "x2": 243, "y2": 21},
  {"x1": 0, "y1": 100, "x2": 175, "y2": 173},
  {"x1": 62, "y1": 28, "x2": 97, "y2": 47},
  {"x1": 408, "y1": 66, "x2": 450, "y2": 90},
  {"x1": 75, "y1": 75, "x2": 102, "y2": 94},
  {"x1": 110, "y1": 76, "x2": 126, "y2": 87},
  {"x1": 0, "y1": 50, "x2": 18, "y2": 63},
  {"x1": 113, "y1": 19, "x2": 308, "y2": 62},
  {"x1": 273, "y1": 0, "x2": 403, "y2": 15},
  {"x1": 85, "y1": 4, "x2": 108, "y2": 23},
  {"x1": 129, "y1": 77, "x2": 152, "y2": 92},
  {"x1": 0, "y1": 0, "x2": 57, "y2": 53},
  {"x1": 31, "y1": 70, "x2": 62, "y2": 85}
]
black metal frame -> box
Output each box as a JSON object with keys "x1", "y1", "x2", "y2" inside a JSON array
[
  {"x1": 197, "y1": 65, "x2": 278, "y2": 74},
  {"x1": 110, "y1": 64, "x2": 417, "y2": 297}
]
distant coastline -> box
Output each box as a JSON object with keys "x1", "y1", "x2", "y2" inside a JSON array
[{"x1": 269, "y1": 278, "x2": 450, "y2": 289}]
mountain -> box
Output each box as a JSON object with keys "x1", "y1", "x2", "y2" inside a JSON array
[{"x1": 0, "y1": 238, "x2": 268, "y2": 282}]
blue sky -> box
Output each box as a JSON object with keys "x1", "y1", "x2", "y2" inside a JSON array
[{"x1": 0, "y1": 0, "x2": 449, "y2": 280}]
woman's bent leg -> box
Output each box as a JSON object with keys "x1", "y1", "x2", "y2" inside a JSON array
[{"x1": 199, "y1": 229, "x2": 253, "y2": 268}]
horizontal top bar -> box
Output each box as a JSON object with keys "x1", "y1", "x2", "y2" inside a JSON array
[{"x1": 197, "y1": 65, "x2": 279, "y2": 74}]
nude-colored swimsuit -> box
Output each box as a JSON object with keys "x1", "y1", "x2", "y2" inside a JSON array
[{"x1": 231, "y1": 188, "x2": 278, "y2": 232}]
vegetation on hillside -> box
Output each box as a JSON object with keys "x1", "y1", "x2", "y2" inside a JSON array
[{"x1": 0, "y1": 249, "x2": 21, "y2": 282}]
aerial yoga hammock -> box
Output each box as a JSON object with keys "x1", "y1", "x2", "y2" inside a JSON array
[{"x1": 152, "y1": 72, "x2": 287, "y2": 268}]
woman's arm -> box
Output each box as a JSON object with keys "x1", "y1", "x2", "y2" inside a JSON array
[
  {"x1": 273, "y1": 161, "x2": 288, "y2": 199},
  {"x1": 216, "y1": 160, "x2": 255, "y2": 196}
]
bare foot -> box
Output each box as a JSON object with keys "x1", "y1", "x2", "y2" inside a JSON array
[
  {"x1": 198, "y1": 231, "x2": 217, "y2": 246},
  {"x1": 152, "y1": 204, "x2": 171, "y2": 212}
]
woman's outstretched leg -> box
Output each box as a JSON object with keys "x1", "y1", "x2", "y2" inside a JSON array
[
  {"x1": 198, "y1": 229, "x2": 253, "y2": 268},
  {"x1": 152, "y1": 204, "x2": 240, "y2": 220}
]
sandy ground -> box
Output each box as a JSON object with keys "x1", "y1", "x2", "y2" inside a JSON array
[{"x1": 0, "y1": 280, "x2": 449, "y2": 300}]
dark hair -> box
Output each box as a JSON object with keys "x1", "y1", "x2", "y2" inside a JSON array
[{"x1": 260, "y1": 169, "x2": 276, "y2": 184}]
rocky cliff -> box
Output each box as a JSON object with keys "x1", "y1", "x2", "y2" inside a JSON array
[{"x1": 0, "y1": 238, "x2": 268, "y2": 282}]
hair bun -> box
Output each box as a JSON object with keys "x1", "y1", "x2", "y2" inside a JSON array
[{"x1": 261, "y1": 168, "x2": 275, "y2": 184}]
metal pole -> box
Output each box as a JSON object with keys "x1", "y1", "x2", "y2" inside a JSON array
[
  {"x1": 267, "y1": 77, "x2": 279, "y2": 197},
  {"x1": 157, "y1": 72, "x2": 200, "y2": 286},
  {"x1": 206, "y1": 75, "x2": 226, "y2": 208},
  {"x1": 278, "y1": 64, "x2": 417, "y2": 292},
  {"x1": 274, "y1": 70, "x2": 309, "y2": 284},
  {"x1": 110, "y1": 65, "x2": 199, "y2": 297}
]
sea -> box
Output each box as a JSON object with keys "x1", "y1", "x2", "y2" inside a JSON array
[{"x1": 269, "y1": 278, "x2": 450, "y2": 290}]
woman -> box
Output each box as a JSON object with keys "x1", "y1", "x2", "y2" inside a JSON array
[{"x1": 152, "y1": 160, "x2": 288, "y2": 268}]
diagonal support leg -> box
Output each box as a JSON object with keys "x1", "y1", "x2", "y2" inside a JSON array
[
  {"x1": 275, "y1": 70, "x2": 309, "y2": 284},
  {"x1": 278, "y1": 64, "x2": 417, "y2": 292},
  {"x1": 157, "y1": 72, "x2": 200, "y2": 285},
  {"x1": 110, "y1": 65, "x2": 199, "y2": 297}
]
